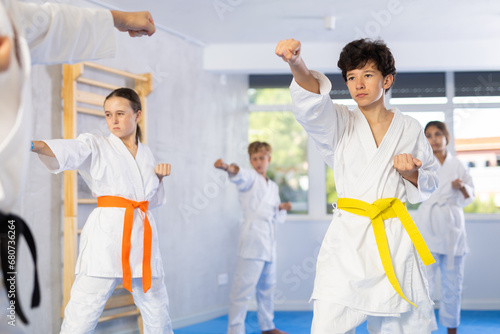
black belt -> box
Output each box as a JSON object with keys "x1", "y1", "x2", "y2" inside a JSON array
[{"x1": 0, "y1": 212, "x2": 40, "y2": 324}]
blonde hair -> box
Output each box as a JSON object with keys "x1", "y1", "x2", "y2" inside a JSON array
[{"x1": 248, "y1": 141, "x2": 272, "y2": 156}]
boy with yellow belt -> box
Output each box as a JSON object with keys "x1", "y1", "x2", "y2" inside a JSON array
[{"x1": 275, "y1": 38, "x2": 439, "y2": 333}]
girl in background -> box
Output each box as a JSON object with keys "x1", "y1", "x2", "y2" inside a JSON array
[{"x1": 418, "y1": 121, "x2": 475, "y2": 334}]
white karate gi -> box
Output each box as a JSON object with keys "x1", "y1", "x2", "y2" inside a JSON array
[
  {"x1": 0, "y1": 0, "x2": 116, "y2": 214},
  {"x1": 417, "y1": 152, "x2": 474, "y2": 328},
  {"x1": 290, "y1": 71, "x2": 439, "y2": 333},
  {"x1": 227, "y1": 167, "x2": 287, "y2": 334},
  {"x1": 39, "y1": 133, "x2": 173, "y2": 333},
  {"x1": 0, "y1": 2, "x2": 115, "y2": 332}
]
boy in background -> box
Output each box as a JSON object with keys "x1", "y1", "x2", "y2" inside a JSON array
[{"x1": 215, "y1": 141, "x2": 291, "y2": 334}]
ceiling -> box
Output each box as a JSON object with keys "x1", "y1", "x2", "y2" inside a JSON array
[
  {"x1": 85, "y1": 0, "x2": 500, "y2": 73},
  {"x1": 95, "y1": 0, "x2": 500, "y2": 46}
]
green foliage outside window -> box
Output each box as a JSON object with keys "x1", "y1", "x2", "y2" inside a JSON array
[
  {"x1": 248, "y1": 88, "x2": 292, "y2": 105},
  {"x1": 464, "y1": 196, "x2": 500, "y2": 214},
  {"x1": 249, "y1": 111, "x2": 308, "y2": 214}
]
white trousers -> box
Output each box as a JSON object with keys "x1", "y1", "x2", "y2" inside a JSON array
[
  {"x1": 426, "y1": 253, "x2": 466, "y2": 328},
  {"x1": 227, "y1": 257, "x2": 276, "y2": 334},
  {"x1": 311, "y1": 298, "x2": 434, "y2": 334},
  {"x1": 61, "y1": 274, "x2": 173, "y2": 334}
]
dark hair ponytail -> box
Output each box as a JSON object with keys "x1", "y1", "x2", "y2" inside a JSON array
[
  {"x1": 104, "y1": 88, "x2": 142, "y2": 142},
  {"x1": 136, "y1": 125, "x2": 142, "y2": 142},
  {"x1": 425, "y1": 121, "x2": 450, "y2": 145}
]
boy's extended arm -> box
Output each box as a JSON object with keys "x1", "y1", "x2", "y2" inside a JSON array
[
  {"x1": 20, "y1": 2, "x2": 156, "y2": 64},
  {"x1": 214, "y1": 158, "x2": 239, "y2": 177},
  {"x1": 275, "y1": 38, "x2": 319, "y2": 94},
  {"x1": 110, "y1": 10, "x2": 155, "y2": 37}
]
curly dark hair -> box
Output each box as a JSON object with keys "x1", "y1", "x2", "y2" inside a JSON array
[{"x1": 337, "y1": 39, "x2": 396, "y2": 93}]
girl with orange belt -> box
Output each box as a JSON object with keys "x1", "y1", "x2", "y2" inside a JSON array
[{"x1": 32, "y1": 88, "x2": 173, "y2": 334}]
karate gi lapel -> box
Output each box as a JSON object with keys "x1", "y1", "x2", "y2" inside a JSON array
[
  {"x1": 355, "y1": 107, "x2": 379, "y2": 157},
  {"x1": 352, "y1": 108, "x2": 403, "y2": 193},
  {"x1": 261, "y1": 177, "x2": 273, "y2": 209},
  {"x1": 247, "y1": 174, "x2": 271, "y2": 221},
  {"x1": 109, "y1": 134, "x2": 145, "y2": 200},
  {"x1": 429, "y1": 152, "x2": 454, "y2": 205}
]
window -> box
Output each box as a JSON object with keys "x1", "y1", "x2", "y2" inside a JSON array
[
  {"x1": 454, "y1": 108, "x2": 500, "y2": 139},
  {"x1": 453, "y1": 72, "x2": 500, "y2": 213},
  {"x1": 400, "y1": 111, "x2": 445, "y2": 128},
  {"x1": 391, "y1": 72, "x2": 446, "y2": 99},
  {"x1": 453, "y1": 107, "x2": 500, "y2": 213},
  {"x1": 248, "y1": 87, "x2": 292, "y2": 105},
  {"x1": 248, "y1": 110, "x2": 308, "y2": 214}
]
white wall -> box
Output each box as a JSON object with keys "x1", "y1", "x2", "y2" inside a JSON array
[
  {"x1": 12, "y1": 16, "x2": 250, "y2": 334},
  {"x1": 204, "y1": 40, "x2": 500, "y2": 74}
]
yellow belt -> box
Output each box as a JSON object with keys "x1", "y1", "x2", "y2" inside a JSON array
[{"x1": 337, "y1": 197, "x2": 435, "y2": 307}]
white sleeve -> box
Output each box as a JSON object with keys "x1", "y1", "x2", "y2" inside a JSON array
[
  {"x1": 273, "y1": 184, "x2": 287, "y2": 224},
  {"x1": 19, "y1": 2, "x2": 116, "y2": 64},
  {"x1": 404, "y1": 128, "x2": 440, "y2": 204},
  {"x1": 149, "y1": 180, "x2": 167, "y2": 209},
  {"x1": 38, "y1": 133, "x2": 94, "y2": 174},
  {"x1": 290, "y1": 70, "x2": 349, "y2": 170},
  {"x1": 148, "y1": 150, "x2": 167, "y2": 209},
  {"x1": 274, "y1": 208, "x2": 287, "y2": 224},
  {"x1": 228, "y1": 167, "x2": 256, "y2": 192},
  {"x1": 456, "y1": 161, "x2": 475, "y2": 207}
]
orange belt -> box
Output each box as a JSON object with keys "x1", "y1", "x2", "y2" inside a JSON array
[{"x1": 97, "y1": 196, "x2": 152, "y2": 293}]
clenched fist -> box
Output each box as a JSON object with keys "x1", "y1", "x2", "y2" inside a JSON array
[
  {"x1": 451, "y1": 178, "x2": 464, "y2": 190},
  {"x1": 155, "y1": 163, "x2": 171, "y2": 181},
  {"x1": 214, "y1": 159, "x2": 239, "y2": 176},
  {"x1": 111, "y1": 10, "x2": 156, "y2": 37},
  {"x1": 279, "y1": 202, "x2": 292, "y2": 211},
  {"x1": 394, "y1": 154, "x2": 421, "y2": 187},
  {"x1": 275, "y1": 38, "x2": 302, "y2": 66}
]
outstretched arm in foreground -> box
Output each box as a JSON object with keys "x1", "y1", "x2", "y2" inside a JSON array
[
  {"x1": 275, "y1": 38, "x2": 319, "y2": 94},
  {"x1": 110, "y1": 10, "x2": 156, "y2": 37}
]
